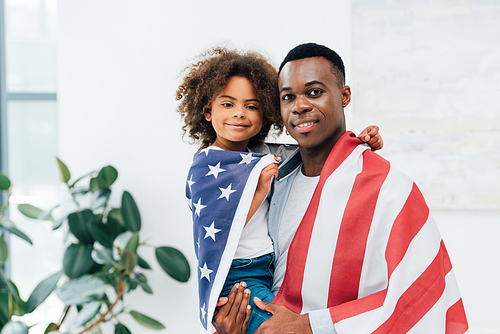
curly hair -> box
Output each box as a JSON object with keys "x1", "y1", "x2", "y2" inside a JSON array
[{"x1": 176, "y1": 47, "x2": 283, "y2": 149}]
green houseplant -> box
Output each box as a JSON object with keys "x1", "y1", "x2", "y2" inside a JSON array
[
  {"x1": 0, "y1": 159, "x2": 190, "y2": 333},
  {"x1": 0, "y1": 172, "x2": 35, "y2": 333}
]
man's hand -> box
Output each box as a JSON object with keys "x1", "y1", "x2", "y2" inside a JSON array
[
  {"x1": 358, "y1": 125, "x2": 383, "y2": 151},
  {"x1": 213, "y1": 282, "x2": 251, "y2": 334},
  {"x1": 253, "y1": 297, "x2": 313, "y2": 334}
]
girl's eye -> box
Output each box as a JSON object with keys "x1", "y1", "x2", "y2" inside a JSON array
[
  {"x1": 247, "y1": 105, "x2": 259, "y2": 110},
  {"x1": 309, "y1": 89, "x2": 322, "y2": 97},
  {"x1": 222, "y1": 103, "x2": 233, "y2": 108}
]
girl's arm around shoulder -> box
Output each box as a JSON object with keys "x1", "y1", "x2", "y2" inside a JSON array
[{"x1": 358, "y1": 125, "x2": 384, "y2": 151}]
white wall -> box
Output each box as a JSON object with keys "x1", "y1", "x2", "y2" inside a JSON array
[
  {"x1": 351, "y1": 0, "x2": 500, "y2": 211},
  {"x1": 57, "y1": 1, "x2": 351, "y2": 333}
]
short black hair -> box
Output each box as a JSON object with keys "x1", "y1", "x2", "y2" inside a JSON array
[{"x1": 278, "y1": 42, "x2": 345, "y2": 87}]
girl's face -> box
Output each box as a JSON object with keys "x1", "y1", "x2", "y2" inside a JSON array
[{"x1": 205, "y1": 76, "x2": 263, "y2": 152}]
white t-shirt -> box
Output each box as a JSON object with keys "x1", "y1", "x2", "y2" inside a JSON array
[
  {"x1": 272, "y1": 165, "x2": 320, "y2": 294},
  {"x1": 234, "y1": 198, "x2": 273, "y2": 259}
]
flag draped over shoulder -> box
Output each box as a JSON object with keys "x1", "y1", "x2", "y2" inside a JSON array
[
  {"x1": 186, "y1": 147, "x2": 276, "y2": 334},
  {"x1": 273, "y1": 132, "x2": 469, "y2": 333}
]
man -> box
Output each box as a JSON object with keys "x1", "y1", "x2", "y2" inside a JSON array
[{"x1": 214, "y1": 43, "x2": 468, "y2": 334}]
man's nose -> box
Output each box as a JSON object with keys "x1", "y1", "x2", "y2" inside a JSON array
[{"x1": 293, "y1": 95, "x2": 312, "y2": 114}]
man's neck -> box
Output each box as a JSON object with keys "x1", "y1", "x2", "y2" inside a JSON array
[
  {"x1": 299, "y1": 145, "x2": 332, "y2": 177},
  {"x1": 299, "y1": 132, "x2": 345, "y2": 177}
]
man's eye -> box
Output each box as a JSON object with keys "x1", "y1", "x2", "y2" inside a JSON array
[
  {"x1": 282, "y1": 94, "x2": 294, "y2": 101},
  {"x1": 309, "y1": 89, "x2": 322, "y2": 97}
]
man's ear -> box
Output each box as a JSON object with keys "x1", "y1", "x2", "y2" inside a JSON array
[
  {"x1": 341, "y1": 85, "x2": 352, "y2": 108},
  {"x1": 204, "y1": 112, "x2": 212, "y2": 121}
]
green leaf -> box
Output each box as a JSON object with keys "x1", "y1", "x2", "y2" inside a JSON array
[
  {"x1": 0, "y1": 238, "x2": 8, "y2": 265},
  {"x1": 88, "y1": 221, "x2": 113, "y2": 248},
  {"x1": 69, "y1": 171, "x2": 95, "y2": 189},
  {"x1": 56, "y1": 158, "x2": 71, "y2": 183},
  {"x1": 106, "y1": 209, "x2": 126, "y2": 239},
  {"x1": 56, "y1": 275, "x2": 105, "y2": 305},
  {"x1": 124, "y1": 233, "x2": 139, "y2": 254},
  {"x1": 44, "y1": 322, "x2": 58, "y2": 333},
  {"x1": 129, "y1": 310, "x2": 165, "y2": 330},
  {"x1": 0, "y1": 321, "x2": 29, "y2": 334},
  {"x1": 114, "y1": 323, "x2": 131, "y2": 334},
  {"x1": 7, "y1": 281, "x2": 25, "y2": 316},
  {"x1": 0, "y1": 290, "x2": 9, "y2": 324},
  {"x1": 25, "y1": 271, "x2": 62, "y2": 313},
  {"x1": 0, "y1": 225, "x2": 32, "y2": 245},
  {"x1": 91, "y1": 188, "x2": 111, "y2": 211},
  {"x1": 63, "y1": 243, "x2": 96, "y2": 279},
  {"x1": 0, "y1": 271, "x2": 17, "y2": 303},
  {"x1": 134, "y1": 273, "x2": 152, "y2": 294},
  {"x1": 0, "y1": 173, "x2": 11, "y2": 191},
  {"x1": 121, "y1": 250, "x2": 136, "y2": 274},
  {"x1": 17, "y1": 204, "x2": 44, "y2": 220},
  {"x1": 68, "y1": 210, "x2": 95, "y2": 245},
  {"x1": 38, "y1": 207, "x2": 55, "y2": 220},
  {"x1": 71, "y1": 301, "x2": 101, "y2": 330},
  {"x1": 89, "y1": 177, "x2": 105, "y2": 193},
  {"x1": 97, "y1": 166, "x2": 118, "y2": 187},
  {"x1": 91, "y1": 249, "x2": 119, "y2": 267},
  {"x1": 155, "y1": 247, "x2": 190, "y2": 282},
  {"x1": 121, "y1": 191, "x2": 141, "y2": 232},
  {"x1": 113, "y1": 231, "x2": 133, "y2": 252},
  {"x1": 52, "y1": 216, "x2": 65, "y2": 230},
  {"x1": 137, "y1": 254, "x2": 151, "y2": 270},
  {"x1": 107, "y1": 208, "x2": 125, "y2": 226}
]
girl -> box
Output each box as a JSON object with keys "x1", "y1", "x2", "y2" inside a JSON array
[{"x1": 176, "y1": 46, "x2": 381, "y2": 334}]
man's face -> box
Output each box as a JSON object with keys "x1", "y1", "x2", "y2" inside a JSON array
[{"x1": 279, "y1": 57, "x2": 351, "y2": 152}]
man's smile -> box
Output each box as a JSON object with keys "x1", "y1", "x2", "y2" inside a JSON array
[{"x1": 293, "y1": 119, "x2": 318, "y2": 133}]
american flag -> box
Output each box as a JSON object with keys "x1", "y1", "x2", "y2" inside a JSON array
[
  {"x1": 186, "y1": 147, "x2": 276, "y2": 333},
  {"x1": 272, "y1": 132, "x2": 469, "y2": 333}
]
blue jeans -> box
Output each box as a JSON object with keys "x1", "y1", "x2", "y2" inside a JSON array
[{"x1": 220, "y1": 253, "x2": 275, "y2": 334}]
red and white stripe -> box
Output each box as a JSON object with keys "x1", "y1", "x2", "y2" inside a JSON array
[{"x1": 273, "y1": 132, "x2": 468, "y2": 333}]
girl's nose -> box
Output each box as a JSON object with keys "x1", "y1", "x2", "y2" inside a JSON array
[{"x1": 233, "y1": 107, "x2": 245, "y2": 118}]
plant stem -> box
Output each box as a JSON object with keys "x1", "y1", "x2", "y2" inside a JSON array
[
  {"x1": 56, "y1": 305, "x2": 71, "y2": 330},
  {"x1": 76, "y1": 272, "x2": 126, "y2": 334},
  {"x1": 67, "y1": 183, "x2": 81, "y2": 211}
]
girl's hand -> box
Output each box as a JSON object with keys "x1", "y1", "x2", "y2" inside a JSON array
[
  {"x1": 358, "y1": 125, "x2": 383, "y2": 151},
  {"x1": 256, "y1": 163, "x2": 279, "y2": 196},
  {"x1": 246, "y1": 162, "x2": 279, "y2": 225}
]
